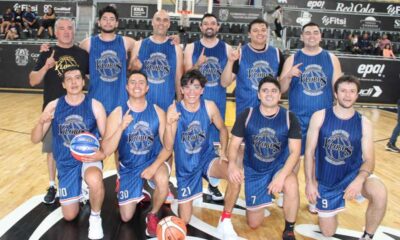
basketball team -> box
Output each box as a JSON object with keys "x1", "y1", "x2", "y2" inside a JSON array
[{"x1": 29, "y1": 5, "x2": 388, "y2": 240}]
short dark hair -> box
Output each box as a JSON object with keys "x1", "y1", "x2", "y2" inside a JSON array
[
  {"x1": 334, "y1": 75, "x2": 360, "y2": 93},
  {"x1": 99, "y1": 5, "x2": 118, "y2": 20},
  {"x1": 258, "y1": 76, "x2": 280, "y2": 92},
  {"x1": 127, "y1": 70, "x2": 148, "y2": 84},
  {"x1": 301, "y1": 22, "x2": 321, "y2": 32},
  {"x1": 200, "y1": 13, "x2": 218, "y2": 25},
  {"x1": 62, "y1": 66, "x2": 84, "y2": 82},
  {"x1": 248, "y1": 18, "x2": 268, "y2": 32},
  {"x1": 181, "y1": 69, "x2": 207, "y2": 88}
]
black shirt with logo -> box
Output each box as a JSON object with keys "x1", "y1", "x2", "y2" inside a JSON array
[{"x1": 33, "y1": 45, "x2": 89, "y2": 110}]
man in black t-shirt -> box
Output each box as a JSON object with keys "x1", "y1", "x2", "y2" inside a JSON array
[{"x1": 29, "y1": 17, "x2": 89, "y2": 205}]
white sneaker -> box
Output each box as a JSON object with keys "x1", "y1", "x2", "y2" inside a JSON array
[
  {"x1": 308, "y1": 203, "x2": 318, "y2": 214},
  {"x1": 217, "y1": 218, "x2": 238, "y2": 240},
  {"x1": 275, "y1": 193, "x2": 283, "y2": 208},
  {"x1": 88, "y1": 216, "x2": 104, "y2": 239}
]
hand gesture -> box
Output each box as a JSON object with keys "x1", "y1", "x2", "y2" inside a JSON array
[
  {"x1": 129, "y1": 54, "x2": 142, "y2": 71},
  {"x1": 288, "y1": 63, "x2": 303, "y2": 78},
  {"x1": 40, "y1": 43, "x2": 51, "y2": 53},
  {"x1": 45, "y1": 50, "x2": 56, "y2": 70},
  {"x1": 120, "y1": 109, "x2": 133, "y2": 130},
  {"x1": 166, "y1": 101, "x2": 181, "y2": 125},
  {"x1": 228, "y1": 162, "x2": 244, "y2": 184},
  {"x1": 305, "y1": 180, "x2": 320, "y2": 204},
  {"x1": 195, "y1": 47, "x2": 207, "y2": 68},
  {"x1": 228, "y1": 43, "x2": 241, "y2": 62},
  {"x1": 169, "y1": 34, "x2": 181, "y2": 45},
  {"x1": 343, "y1": 176, "x2": 364, "y2": 200},
  {"x1": 39, "y1": 110, "x2": 54, "y2": 125},
  {"x1": 267, "y1": 172, "x2": 285, "y2": 195}
]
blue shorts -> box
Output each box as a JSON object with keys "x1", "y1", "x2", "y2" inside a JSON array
[
  {"x1": 177, "y1": 157, "x2": 219, "y2": 203},
  {"x1": 58, "y1": 161, "x2": 102, "y2": 205},
  {"x1": 297, "y1": 113, "x2": 311, "y2": 155},
  {"x1": 244, "y1": 164, "x2": 282, "y2": 210},
  {"x1": 117, "y1": 160, "x2": 152, "y2": 205}
]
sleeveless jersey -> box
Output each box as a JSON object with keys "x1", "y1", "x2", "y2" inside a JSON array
[
  {"x1": 289, "y1": 49, "x2": 334, "y2": 121},
  {"x1": 118, "y1": 102, "x2": 162, "y2": 169},
  {"x1": 138, "y1": 38, "x2": 177, "y2": 111},
  {"x1": 316, "y1": 108, "x2": 363, "y2": 189},
  {"x1": 52, "y1": 96, "x2": 97, "y2": 168},
  {"x1": 192, "y1": 40, "x2": 228, "y2": 119},
  {"x1": 236, "y1": 43, "x2": 280, "y2": 115},
  {"x1": 174, "y1": 100, "x2": 215, "y2": 178},
  {"x1": 88, "y1": 35, "x2": 128, "y2": 115},
  {"x1": 244, "y1": 106, "x2": 289, "y2": 173}
]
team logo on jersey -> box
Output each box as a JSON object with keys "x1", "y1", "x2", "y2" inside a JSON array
[
  {"x1": 15, "y1": 48, "x2": 29, "y2": 66},
  {"x1": 127, "y1": 121, "x2": 154, "y2": 155},
  {"x1": 301, "y1": 64, "x2": 327, "y2": 96},
  {"x1": 248, "y1": 61, "x2": 274, "y2": 90},
  {"x1": 323, "y1": 130, "x2": 353, "y2": 165},
  {"x1": 58, "y1": 115, "x2": 87, "y2": 147},
  {"x1": 55, "y1": 55, "x2": 79, "y2": 77},
  {"x1": 96, "y1": 50, "x2": 122, "y2": 82},
  {"x1": 144, "y1": 52, "x2": 170, "y2": 84},
  {"x1": 252, "y1": 128, "x2": 282, "y2": 162},
  {"x1": 181, "y1": 121, "x2": 206, "y2": 154},
  {"x1": 200, "y1": 57, "x2": 222, "y2": 87}
]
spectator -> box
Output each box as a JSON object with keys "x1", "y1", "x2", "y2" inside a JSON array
[
  {"x1": 382, "y1": 44, "x2": 396, "y2": 59},
  {"x1": 13, "y1": 7, "x2": 23, "y2": 30},
  {"x1": 22, "y1": 6, "x2": 38, "y2": 32},
  {"x1": 1, "y1": 8, "x2": 14, "y2": 36},
  {"x1": 272, "y1": 6, "x2": 283, "y2": 39},
  {"x1": 377, "y1": 34, "x2": 391, "y2": 55},
  {"x1": 345, "y1": 34, "x2": 361, "y2": 54},
  {"x1": 5, "y1": 21, "x2": 18, "y2": 40},
  {"x1": 37, "y1": 6, "x2": 56, "y2": 39},
  {"x1": 358, "y1": 33, "x2": 373, "y2": 55}
]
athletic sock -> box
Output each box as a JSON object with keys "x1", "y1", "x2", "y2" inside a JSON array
[
  {"x1": 49, "y1": 181, "x2": 55, "y2": 187},
  {"x1": 284, "y1": 220, "x2": 295, "y2": 232},
  {"x1": 220, "y1": 210, "x2": 231, "y2": 222},
  {"x1": 90, "y1": 210, "x2": 101, "y2": 218}
]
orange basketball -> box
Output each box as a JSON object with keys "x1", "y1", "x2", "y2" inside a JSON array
[{"x1": 156, "y1": 216, "x2": 187, "y2": 240}]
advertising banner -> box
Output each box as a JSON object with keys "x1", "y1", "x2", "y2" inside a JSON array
[{"x1": 0, "y1": 1, "x2": 77, "y2": 17}]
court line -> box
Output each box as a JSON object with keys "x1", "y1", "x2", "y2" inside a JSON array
[{"x1": 0, "y1": 128, "x2": 30, "y2": 135}]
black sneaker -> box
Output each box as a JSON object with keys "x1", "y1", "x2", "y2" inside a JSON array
[
  {"x1": 282, "y1": 230, "x2": 296, "y2": 240},
  {"x1": 386, "y1": 142, "x2": 400, "y2": 153},
  {"x1": 43, "y1": 186, "x2": 57, "y2": 204},
  {"x1": 208, "y1": 184, "x2": 224, "y2": 201}
]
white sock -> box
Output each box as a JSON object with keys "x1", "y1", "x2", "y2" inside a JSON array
[
  {"x1": 49, "y1": 181, "x2": 55, "y2": 187},
  {"x1": 90, "y1": 210, "x2": 101, "y2": 218}
]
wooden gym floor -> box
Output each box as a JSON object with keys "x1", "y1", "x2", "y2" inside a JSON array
[{"x1": 0, "y1": 92, "x2": 399, "y2": 240}]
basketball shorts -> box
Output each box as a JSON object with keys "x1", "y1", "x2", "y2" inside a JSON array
[
  {"x1": 244, "y1": 164, "x2": 283, "y2": 211},
  {"x1": 297, "y1": 113, "x2": 311, "y2": 155},
  {"x1": 177, "y1": 156, "x2": 219, "y2": 203},
  {"x1": 58, "y1": 161, "x2": 102, "y2": 205},
  {"x1": 42, "y1": 126, "x2": 52, "y2": 153},
  {"x1": 117, "y1": 160, "x2": 153, "y2": 205}
]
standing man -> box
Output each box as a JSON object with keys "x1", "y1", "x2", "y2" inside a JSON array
[
  {"x1": 102, "y1": 71, "x2": 171, "y2": 237},
  {"x1": 31, "y1": 67, "x2": 107, "y2": 240},
  {"x1": 280, "y1": 22, "x2": 342, "y2": 156},
  {"x1": 221, "y1": 18, "x2": 284, "y2": 117},
  {"x1": 228, "y1": 77, "x2": 301, "y2": 240},
  {"x1": 304, "y1": 75, "x2": 387, "y2": 239},
  {"x1": 29, "y1": 18, "x2": 89, "y2": 204},
  {"x1": 183, "y1": 13, "x2": 231, "y2": 201},
  {"x1": 165, "y1": 70, "x2": 240, "y2": 239},
  {"x1": 131, "y1": 9, "x2": 183, "y2": 112},
  {"x1": 80, "y1": 5, "x2": 135, "y2": 115}
]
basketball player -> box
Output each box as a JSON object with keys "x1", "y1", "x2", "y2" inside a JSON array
[
  {"x1": 130, "y1": 9, "x2": 184, "y2": 112},
  {"x1": 164, "y1": 70, "x2": 240, "y2": 239},
  {"x1": 101, "y1": 71, "x2": 171, "y2": 237},
  {"x1": 228, "y1": 76, "x2": 301, "y2": 240},
  {"x1": 221, "y1": 18, "x2": 284, "y2": 116},
  {"x1": 80, "y1": 5, "x2": 135, "y2": 115},
  {"x1": 304, "y1": 75, "x2": 387, "y2": 240},
  {"x1": 29, "y1": 18, "x2": 89, "y2": 205},
  {"x1": 183, "y1": 13, "x2": 232, "y2": 201},
  {"x1": 31, "y1": 67, "x2": 107, "y2": 240}
]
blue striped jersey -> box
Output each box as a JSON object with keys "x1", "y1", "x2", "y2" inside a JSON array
[{"x1": 88, "y1": 35, "x2": 128, "y2": 115}]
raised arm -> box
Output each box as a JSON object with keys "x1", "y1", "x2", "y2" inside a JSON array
[
  {"x1": 221, "y1": 43, "x2": 240, "y2": 88},
  {"x1": 175, "y1": 45, "x2": 184, "y2": 101},
  {"x1": 279, "y1": 54, "x2": 302, "y2": 94},
  {"x1": 31, "y1": 99, "x2": 57, "y2": 143}
]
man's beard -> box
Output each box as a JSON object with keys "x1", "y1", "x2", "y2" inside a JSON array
[
  {"x1": 100, "y1": 27, "x2": 116, "y2": 34},
  {"x1": 203, "y1": 29, "x2": 216, "y2": 38}
]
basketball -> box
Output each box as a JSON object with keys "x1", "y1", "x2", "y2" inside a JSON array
[
  {"x1": 156, "y1": 216, "x2": 187, "y2": 240},
  {"x1": 69, "y1": 132, "x2": 100, "y2": 161}
]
